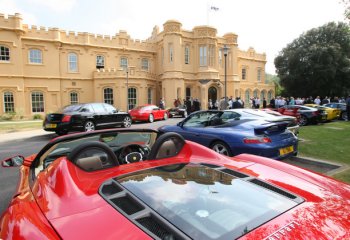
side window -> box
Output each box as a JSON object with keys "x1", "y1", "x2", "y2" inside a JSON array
[
  {"x1": 96, "y1": 55, "x2": 105, "y2": 69},
  {"x1": 91, "y1": 103, "x2": 106, "y2": 113},
  {"x1": 104, "y1": 104, "x2": 116, "y2": 113},
  {"x1": 68, "y1": 53, "x2": 78, "y2": 72},
  {"x1": 183, "y1": 112, "x2": 214, "y2": 127},
  {"x1": 0, "y1": 45, "x2": 10, "y2": 61},
  {"x1": 29, "y1": 49, "x2": 43, "y2": 64}
]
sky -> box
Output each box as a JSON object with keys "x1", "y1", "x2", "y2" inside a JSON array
[{"x1": 1, "y1": 0, "x2": 346, "y2": 74}]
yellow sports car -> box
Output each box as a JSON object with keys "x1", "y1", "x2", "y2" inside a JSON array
[{"x1": 305, "y1": 104, "x2": 341, "y2": 121}]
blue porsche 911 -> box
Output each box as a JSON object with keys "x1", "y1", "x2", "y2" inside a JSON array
[{"x1": 159, "y1": 110, "x2": 298, "y2": 159}]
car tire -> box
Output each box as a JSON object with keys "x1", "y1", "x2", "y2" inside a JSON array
[
  {"x1": 122, "y1": 116, "x2": 132, "y2": 128},
  {"x1": 163, "y1": 112, "x2": 168, "y2": 120},
  {"x1": 341, "y1": 112, "x2": 347, "y2": 121},
  {"x1": 84, "y1": 120, "x2": 95, "y2": 132},
  {"x1": 210, "y1": 141, "x2": 232, "y2": 156},
  {"x1": 182, "y1": 111, "x2": 188, "y2": 118},
  {"x1": 299, "y1": 115, "x2": 308, "y2": 126},
  {"x1": 149, "y1": 114, "x2": 154, "y2": 123}
]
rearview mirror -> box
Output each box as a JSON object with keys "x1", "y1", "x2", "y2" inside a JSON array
[{"x1": 2, "y1": 155, "x2": 25, "y2": 167}]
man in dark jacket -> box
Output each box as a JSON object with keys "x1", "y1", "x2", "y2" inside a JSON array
[{"x1": 346, "y1": 95, "x2": 350, "y2": 121}]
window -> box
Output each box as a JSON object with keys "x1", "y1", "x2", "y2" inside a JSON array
[
  {"x1": 141, "y1": 58, "x2": 149, "y2": 71},
  {"x1": 257, "y1": 68, "x2": 262, "y2": 82},
  {"x1": 31, "y1": 91, "x2": 44, "y2": 112},
  {"x1": 70, "y1": 92, "x2": 78, "y2": 104},
  {"x1": 208, "y1": 45, "x2": 215, "y2": 67},
  {"x1": 0, "y1": 45, "x2": 10, "y2": 61},
  {"x1": 253, "y1": 90, "x2": 258, "y2": 98},
  {"x1": 268, "y1": 91, "x2": 273, "y2": 102},
  {"x1": 104, "y1": 88, "x2": 114, "y2": 105},
  {"x1": 3, "y1": 92, "x2": 14, "y2": 113},
  {"x1": 147, "y1": 88, "x2": 152, "y2": 104},
  {"x1": 242, "y1": 68, "x2": 247, "y2": 80},
  {"x1": 29, "y1": 49, "x2": 42, "y2": 64},
  {"x1": 96, "y1": 55, "x2": 105, "y2": 69},
  {"x1": 169, "y1": 44, "x2": 173, "y2": 63},
  {"x1": 186, "y1": 87, "x2": 191, "y2": 99},
  {"x1": 199, "y1": 46, "x2": 207, "y2": 66},
  {"x1": 68, "y1": 53, "x2": 78, "y2": 72},
  {"x1": 120, "y1": 57, "x2": 128, "y2": 70},
  {"x1": 185, "y1": 46, "x2": 190, "y2": 64},
  {"x1": 161, "y1": 47, "x2": 164, "y2": 65},
  {"x1": 128, "y1": 88, "x2": 137, "y2": 110}
]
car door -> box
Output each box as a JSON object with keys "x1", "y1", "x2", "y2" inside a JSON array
[
  {"x1": 151, "y1": 106, "x2": 161, "y2": 119},
  {"x1": 91, "y1": 103, "x2": 109, "y2": 127},
  {"x1": 103, "y1": 103, "x2": 123, "y2": 125}
]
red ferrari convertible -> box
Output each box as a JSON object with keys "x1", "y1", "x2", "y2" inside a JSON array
[
  {"x1": 1, "y1": 129, "x2": 349, "y2": 239},
  {"x1": 129, "y1": 104, "x2": 169, "y2": 123}
]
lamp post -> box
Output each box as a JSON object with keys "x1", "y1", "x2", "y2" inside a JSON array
[
  {"x1": 223, "y1": 44, "x2": 230, "y2": 108},
  {"x1": 126, "y1": 68, "x2": 129, "y2": 111}
]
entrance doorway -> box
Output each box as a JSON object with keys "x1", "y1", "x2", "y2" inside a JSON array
[{"x1": 208, "y1": 86, "x2": 218, "y2": 109}]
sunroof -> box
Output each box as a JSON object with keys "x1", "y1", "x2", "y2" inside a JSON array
[{"x1": 111, "y1": 163, "x2": 303, "y2": 239}]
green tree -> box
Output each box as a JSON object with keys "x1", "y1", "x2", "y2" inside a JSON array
[
  {"x1": 274, "y1": 22, "x2": 350, "y2": 97},
  {"x1": 341, "y1": 0, "x2": 350, "y2": 20},
  {"x1": 265, "y1": 74, "x2": 284, "y2": 96}
]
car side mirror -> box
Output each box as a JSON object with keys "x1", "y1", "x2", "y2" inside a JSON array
[
  {"x1": 2, "y1": 155, "x2": 25, "y2": 167},
  {"x1": 177, "y1": 121, "x2": 184, "y2": 127}
]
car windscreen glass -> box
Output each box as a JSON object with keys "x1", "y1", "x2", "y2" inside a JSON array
[{"x1": 115, "y1": 163, "x2": 300, "y2": 239}]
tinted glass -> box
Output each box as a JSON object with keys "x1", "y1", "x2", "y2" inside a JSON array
[
  {"x1": 104, "y1": 103, "x2": 116, "y2": 113},
  {"x1": 63, "y1": 104, "x2": 83, "y2": 113},
  {"x1": 117, "y1": 163, "x2": 299, "y2": 239},
  {"x1": 92, "y1": 103, "x2": 106, "y2": 113}
]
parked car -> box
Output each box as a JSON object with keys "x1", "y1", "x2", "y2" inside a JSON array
[
  {"x1": 1, "y1": 129, "x2": 349, "y2": 240},
  {"x1": 43, "y1": 103, "x2": 131, "y2": 135},
  {"x1": 231, "y1": 108, "x2": 299, "y2": 136},
  {"x1": 305, "y1": 104, "x2": 341, "y2": 121},
  {"x1": 159, "y1": 110, "x2": 298, "y2": 159},
  {"x1": 167, "y1": 104, "x2": 188, "y2": 118},
  {"x1": 129, "y1": 104, "x2": 169, "y2": 123},
  {"x1": 323, "y1": 103, "x2": 347, "y2": 120},
  {"x1": 277, "y1": 105, "x2": 327, "y2": 126}
]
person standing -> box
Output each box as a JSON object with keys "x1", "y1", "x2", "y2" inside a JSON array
[
  {"x1": 262, "y1": 98, "x2": 267, "y2": 108},
  {"x1": 346, "y1": 95, "x2": 350, "y2": 121}
]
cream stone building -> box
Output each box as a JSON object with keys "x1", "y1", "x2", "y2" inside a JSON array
[{"x1": 0, "y1": 13, "x2": 274, "y2": 118}]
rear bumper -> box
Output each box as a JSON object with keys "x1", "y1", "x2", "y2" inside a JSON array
[{"x1": 43, "y1": 121, "x2": 80, "y2": 132}]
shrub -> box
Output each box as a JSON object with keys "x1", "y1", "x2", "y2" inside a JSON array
[
  {"x1": 33, "y1": 114, "x2": 43, "y2": 120},
  {"x1": 1, "y1": 112, "x2": 16, "y2": 121}
]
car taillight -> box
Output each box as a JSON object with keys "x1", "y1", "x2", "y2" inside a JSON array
[
  {"x1": 243, "y1": 137, "x2": 272, "y2": 144},
  {"x1": 62, "y1": 115, "x2": 71, "y2": 122}
]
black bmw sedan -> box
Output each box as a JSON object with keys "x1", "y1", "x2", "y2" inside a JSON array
[{"x1": 43, "y1": 103, "x2": 132, "y2": 135}]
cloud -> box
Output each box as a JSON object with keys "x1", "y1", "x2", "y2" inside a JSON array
[
  {"x1": 30, "y1": 0, "x2": 77, "y2": 13},
  {"x1": 0, "y1": 0, "x2": 38, "y2": 24}
]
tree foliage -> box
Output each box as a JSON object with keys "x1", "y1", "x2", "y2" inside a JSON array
[
  {"x1": 341, "y1": 0, "x2": 350, "y2": 20},
  {"x1": 274, "y1": 22, "x2": 350, "y2": 97}
]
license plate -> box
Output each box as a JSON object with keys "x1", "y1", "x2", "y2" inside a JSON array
[
  {"x1": 45, "y1": 123, "x2": 57, "y2": 128},
  {"x1": 279, "y1": 146, "x2": 294, "y2": 156}
]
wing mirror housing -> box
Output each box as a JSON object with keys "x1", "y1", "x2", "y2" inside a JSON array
[{"x1": 2, "y1": 155, "x2": 25, "y2": 167}]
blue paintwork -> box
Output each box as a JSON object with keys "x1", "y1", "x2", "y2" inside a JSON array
[{"x1": 159, "y1": 112, "x2": 298, "y2": 159}]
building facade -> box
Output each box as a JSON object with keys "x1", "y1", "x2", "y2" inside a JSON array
[{"x1": 0, "y1": 13, "x2": 274, "y2": 118}]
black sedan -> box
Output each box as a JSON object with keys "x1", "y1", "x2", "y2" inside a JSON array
[
  {"x1": 43, "y1": 103, "x2": 132, "y2": 135},
  {"x1": 168, "y1": 105, "x2": 188, "y2": 118},
  {"x1": 323, "y1": 103, "x2": 347, "y2": 120}
]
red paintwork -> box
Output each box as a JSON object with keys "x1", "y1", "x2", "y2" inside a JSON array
[
  {"x1": 129, "y1": 104, "x2": 168, "y2": 122},
  {"x1": 1, "y1": 138, "x2": 350, "y2": 239}
]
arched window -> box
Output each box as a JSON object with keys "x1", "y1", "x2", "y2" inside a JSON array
[
  {"x1": 185, "y1": 46, "x2": 190, "y2": 64},
  {"x1": 96, "y1": 55, "x2": 105, "y2": 69},
  {"x1": 128, "y1": 88, "x2": 137, "y2": 110},
  {"x1": 29, "y1": 49, "x2": 42, "y2": 64},
  {"x1": 245, "y1": 90, "x2": 250, "y2": 106},
  {"x1": 147, "y1": 88, "x2": 152, "y2": 104},
  {"x1": 253, "y1": 90, "x2": 258, "y2": 98},
  {"x1": 68, "y1": 53, "x2": 78, "y2": 72},
  {"x1": 31, "y1": 91, "x2": 44, "y2": 112},
  {"x1": 3, "y1": 91, "x2": 14, "y2": 113},
  {"x1": 70, "y1": 91, "x2": 79, "y2": 105},
  {"x1": 260, "y1": 91, "x2": 266, "y2": 101},
  {"x1": 103, "y1": 88, "x2": 114, "y2": 105},
  {"x1": 0, "y1": 45, "x2": 10, "y2": 61}
]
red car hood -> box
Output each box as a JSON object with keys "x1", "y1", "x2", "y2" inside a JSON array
[{"x1": 32, "y1": 144, "x2": 350, "y2": 239}]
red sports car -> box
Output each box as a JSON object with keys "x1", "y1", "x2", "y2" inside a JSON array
[
  {"x1": 1, "y1": 129, "x2": 350, "y2": 239},
  {"x1": 129, "y1": 104, "x2": 169, "y2": 123}
]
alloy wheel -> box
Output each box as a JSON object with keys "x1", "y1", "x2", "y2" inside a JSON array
[
  {"x1": 123, "y1": 116, "x2": 132, "y2": 128},
  {"x1": 211, "y1": 142, "x2": 231, "y2": 156},
  {"x1": 149, "y1": 114, "x2": 154, "y2": 123},
  {"x1": 84, "y1": 121, "x2": 95, "y2": 132}
]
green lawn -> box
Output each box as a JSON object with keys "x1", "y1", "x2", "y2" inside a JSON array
[
  {"x1": 0, "y1": 121, "x2": 42, "y2": 133},
  {"x1": 298, "y1": 121, "x2": 350, "y2": 183}
]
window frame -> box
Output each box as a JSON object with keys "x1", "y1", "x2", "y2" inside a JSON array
[
  {"x1": 3, "y1": 91, "x2": 15, "y2": 113},
  {"x1": 128, "y1": 87, "x2": 137, "y2": 110},
  {"x1": 68, "y1": 52, "x2": 78, "y2": 72},
  {"x1": 147, "y1": 88, "x2": 152, "y2": 104},
  {"x1": 242, "y1": 68, "x2": 247, "y2": 80},
  {"x1": 70, "y1": 91, "x2": 79, "y2": 105},
  {"x1": 185, "y1": 46, "x2": 190, "y2": 65},
  {"x1": 120, "y1": 57, "x2": 128, "y2": 70},
  {"x1": 199, "y1": 46, "x2": 207, "y2": 66},
  {"x1": 28, "y1": 49, "x2": 43, "y2": 64},
  {"x1": 31, "y1": 91, "x2": 45, "y2": 113},
  {"x1": 141, "y1": 58, "x2": 149, "y2": 71},
  {"x1": 103, "y1": 88, "x2": 114, "y2": 105},
  {"x1": 96, "y1": 55, "x2": 105, "y2": 69},
  {"x1": 0, "y1": 45, "x2": 10, "y2": 62},
  {"x1": 257, "y1": 68, "x2": 262, "y2": 82}
]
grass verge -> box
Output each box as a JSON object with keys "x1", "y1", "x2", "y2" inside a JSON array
[
  {"x1": 298, "y1": 121, "x2": 350, "y2": 183},
  {"x1": 0, "y1": 121, "x2": 42, "y2": 133}
]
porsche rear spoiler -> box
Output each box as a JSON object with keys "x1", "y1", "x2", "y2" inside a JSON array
[{"x1": 254, "y1": 122, "x2": 289, "y2": 135}]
